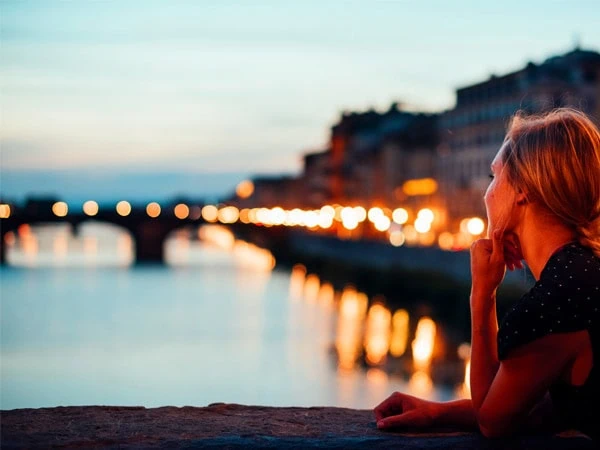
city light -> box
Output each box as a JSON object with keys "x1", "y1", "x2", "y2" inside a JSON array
[
  {"x1": 236, "y1": 180, "x2": 255, "y2": 199},
  {"x1": 389, "y1": 230, "x2": 405, "y2": 247},
  {"x1": 353, "y1": 206, "x2": 367, "y2": 222},
  {"x1": 174, "y1": 203, "x2": 190, "y2": 220},
  {"x1": 270, "y1": 207, "x2": 286, "y2": 225},
  {"x1": 438, "y1": 231, "x2": 454, "y2": 250},
  {"x1": 256, "y1": 208, "x2": 270, "y2": 224},
  {"x1": 201, "y1": 205, "x2": 218, "y2": 223},
  {"x1": 239, "y1": 208, "x2": 250, "y2": 224},
  {"x1": 417, "y1": 208, "x2": 434, "y2": 223},
  {"x1": 83, "y1": 200, "x2": 99, "y2": 216},
  {"x1": 318, "y1": 213, "x2": 334, "y2": 229},
  {"x1": 392, "y1": 208, "x2": 408, "y2": 224},
  {"x1": 467, "y1": 217, "x2": 485, "y2": 235},
  {"x1": 218, "y1": 206, "x2": 240, "y2": 224},
  {"x1": 341, "y1": 207, "x2": 359, "y2": 230},
  {"x1": 373, "y1": 216, "x2": 391, "y2": 232},
  {"x1": 116, "y1": 201, "x2": 132, "y2": 217},
  {"x1": 146, "y1": 202, "x2": 161, "y2": 218},
  {"x1": 403, "y1": 224, "x2": 418, "y2": 244},
  {"x1": 320, "y1": 205, "x2": 335, "y2": 219},
  {"x1": 304, "y1": 211, "x2": 320, "y2": 228},
  {"x1": 402, "y1": 178, "x2": 438, "y2": 196},
  {"x1": 367, "y1": 207, "x2": 384, "y2": 223},
  {"x1": 286, "y1": 208, "x2": 302, "y2": 226},
  {"x1": 0, "y1": 204, "x2": 11, "y2": 218},
  {"x1": 52, "y1": 202, "x2": 68, "y2": 217},
  {"x1": 459, "y1": 218, "x2": 470, "y2": 233},
  {"x1": 414, "y1": 216, "x2": 432, "y2": 233}
]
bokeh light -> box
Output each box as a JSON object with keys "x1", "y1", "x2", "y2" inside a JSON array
[
  {"x1": 367, "y1": 207, "x2": 384, "y2": 223},
  {"x1": 202, "y1": 205, "x2": 219, "y2": 223},
  {"x1": 146, "y1": 202, "x2": 161, "y2": 218},
  {"x1": 392, "y1": 208, "x2": 408, "y2": 224},
  {"x1": 416, "y1": 208, "x2": 434, "y2": 223},
  {"x1": 236, "y1": 180, "x2": 254, "y2": 199},
  {"x1": 218, "y1": 206, "x2": 240, "y2": 224},
  {"x1": 82, "y1": 200, "x2": 99, "y2": 216},
  {"x1": 467, "y1": 217, "x2": 485, "y2": 235},
  {"x1": 116, "y1": 201, "x2": 131, "y2": 216},
  {"x1": 174, "y1": 203, "x2": 190, "y2": 219},
  {"x1": 52, "y1": 202, "x2": 68, "y2": 217},
  {"x1": 438, "y1": 231, "x2": 454, "y2": 250},
  {"x1": 414, "y1": 217, "x2": 432, "y2": 233},
  {"x1": 389, "y1": 230, "x2": 405, "y2": 247},
  {"x1": 0, "y1": 204, "x2": 11, "y2": 218},
  {"x1": 411, "y1": 317, "x2": 437, "y2": 370}
]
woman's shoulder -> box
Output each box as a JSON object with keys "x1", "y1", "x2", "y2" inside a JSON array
[
  {"x1": 541, "y1": 242, "x2": 600, "y2": 286},
  {"x1": 497, "y1": 242, "x2": 600, "y2": 360}
]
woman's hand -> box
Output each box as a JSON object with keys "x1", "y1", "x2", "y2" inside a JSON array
[
  {"x1": 470, "y1": 230, "x2": 523, "y2": 298},
  {"x1": 374, "y1": 392, "x2": 439, "y2": 430},
  {"x1": 503, "y1": 233, "x2": 524, "y2": 271}
]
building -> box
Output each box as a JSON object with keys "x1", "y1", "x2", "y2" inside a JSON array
[
  {"x1": 438, "y1": 47, "x2": 600, "y2": 227},
  {"x1": 329, "y1": 103, "x2": 439, "y2": 208}
]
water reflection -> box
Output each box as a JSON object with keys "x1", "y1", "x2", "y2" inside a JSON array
[
  {"x1": 6, "y1": 223, "x2": 134, "y2": 267},
  {"x1": 286, "y1": 269, "x2": 470, "y2": 400},
  {"x1": 412, "y1": 317, "x2": 436, "y2": 370},
  {"x1": 287, "y1": 268, "x2": 467, "y2": 403},
  {"x1": 336, "y1": 287, "x2": 368, "y2": 371},
  {"x1": 364, "y1": 303, "x2": 391, "y2": 366},
  {"x1": 390, "y1": 309, "x2": 409, "y2": 357},
  {"x1": 2, "y1": 223, "x2": 466, "y2": 410}
]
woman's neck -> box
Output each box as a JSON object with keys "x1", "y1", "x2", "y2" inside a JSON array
[{"x1": 516, "y1": 213, "x2": 576, "y2": 281}]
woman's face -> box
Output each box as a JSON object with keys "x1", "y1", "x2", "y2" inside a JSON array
[{"x1": 484, "y1": 144, "x2": 519, "y2": 237}]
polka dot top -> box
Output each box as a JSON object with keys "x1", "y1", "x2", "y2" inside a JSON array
[{"x1": 497, "y1": 241, "x2": 600, "y2": 438}]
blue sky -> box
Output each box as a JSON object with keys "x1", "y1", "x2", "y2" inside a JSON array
[{"x1": 1, "y1": 0, "x2": 600, "y2": 199}]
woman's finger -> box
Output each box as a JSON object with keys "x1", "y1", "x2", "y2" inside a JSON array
[
  {"x1": 377, "y1": 410, "x2": 429, "y2": 430},
  {"x1": 491, "y1": 229, "x2": 505, "y2": 264},
  {"x1": 373, "y1": 393, "x2": 405, "y2": 421}
]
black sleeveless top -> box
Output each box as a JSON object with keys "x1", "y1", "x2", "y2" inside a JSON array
[{"x1": 497, "y1": 242, "x2": 600, "y2": 439}]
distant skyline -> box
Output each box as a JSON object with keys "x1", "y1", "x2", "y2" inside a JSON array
[{"x1": 2, "y1": 0, "x2": 600, "y2": 200}]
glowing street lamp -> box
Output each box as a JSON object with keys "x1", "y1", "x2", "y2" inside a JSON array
[
  {"x1": 52, "y1": 202, "x2": 68, "y2": 217},
  {"x1": 116, "y1": 201, "x2": 132, "y2": 216},
  {"x1": 83, "y1": 200, "x2": 99, "y2": 216}
]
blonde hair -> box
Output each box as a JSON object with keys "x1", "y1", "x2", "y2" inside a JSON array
[{"x1": 502, "y1": 108, "x2": 600, "y2": 258}]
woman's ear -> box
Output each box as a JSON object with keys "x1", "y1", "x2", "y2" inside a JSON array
[{"x1": 516, "y1": 190, "x2": 528, "y2": 206}]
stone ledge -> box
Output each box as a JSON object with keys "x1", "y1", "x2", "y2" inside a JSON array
[{"x1": 0, "y1": 403, "x2": 594, "y2": 449}]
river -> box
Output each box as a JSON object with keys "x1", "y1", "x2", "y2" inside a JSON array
[{"x1": 1, "y1": 223, "x2": 461, "y2": 411}]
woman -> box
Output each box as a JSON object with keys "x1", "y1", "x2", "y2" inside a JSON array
[{"x1": 374, "y1": 108, "x2": 600, "y2": 439}]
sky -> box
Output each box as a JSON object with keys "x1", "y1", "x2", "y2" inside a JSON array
[{"x1": 1, "y1": 0, "x2": 599, "y2": 201}]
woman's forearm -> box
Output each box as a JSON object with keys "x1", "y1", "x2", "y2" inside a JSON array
[
  {"x1": 433, "y1": 399, "x2": 479, "y2": 430},
  {"x1": 469, "y1": 289, "x2": 500, "y2": 413},
  {"x1": 432, "y1": 394, "x2": 561, "y2": 434}
]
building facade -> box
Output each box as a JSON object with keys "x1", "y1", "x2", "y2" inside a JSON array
[{"x1": 438, "y1": 47, "x2": 600, "y2": 227}]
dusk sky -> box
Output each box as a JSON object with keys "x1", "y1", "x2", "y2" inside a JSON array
[{"x1": 1, "y1": 0, "x2": 600, "y2": 200}]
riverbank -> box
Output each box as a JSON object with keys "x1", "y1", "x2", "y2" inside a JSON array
[{"x1": 1, "y1": 404, "x2": 593, "y2": 449}]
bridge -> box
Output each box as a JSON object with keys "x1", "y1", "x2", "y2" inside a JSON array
[{"x1": 0, "y1": 199, "x2": 209, "y2": 263}]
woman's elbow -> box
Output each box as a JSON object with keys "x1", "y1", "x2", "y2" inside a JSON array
[
  {"x1": 477, "y1": 410, "x2": 516, "y2": 439},
  {"x1": 479, "y1": 422, "x2": 510, "y2": 439}
]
